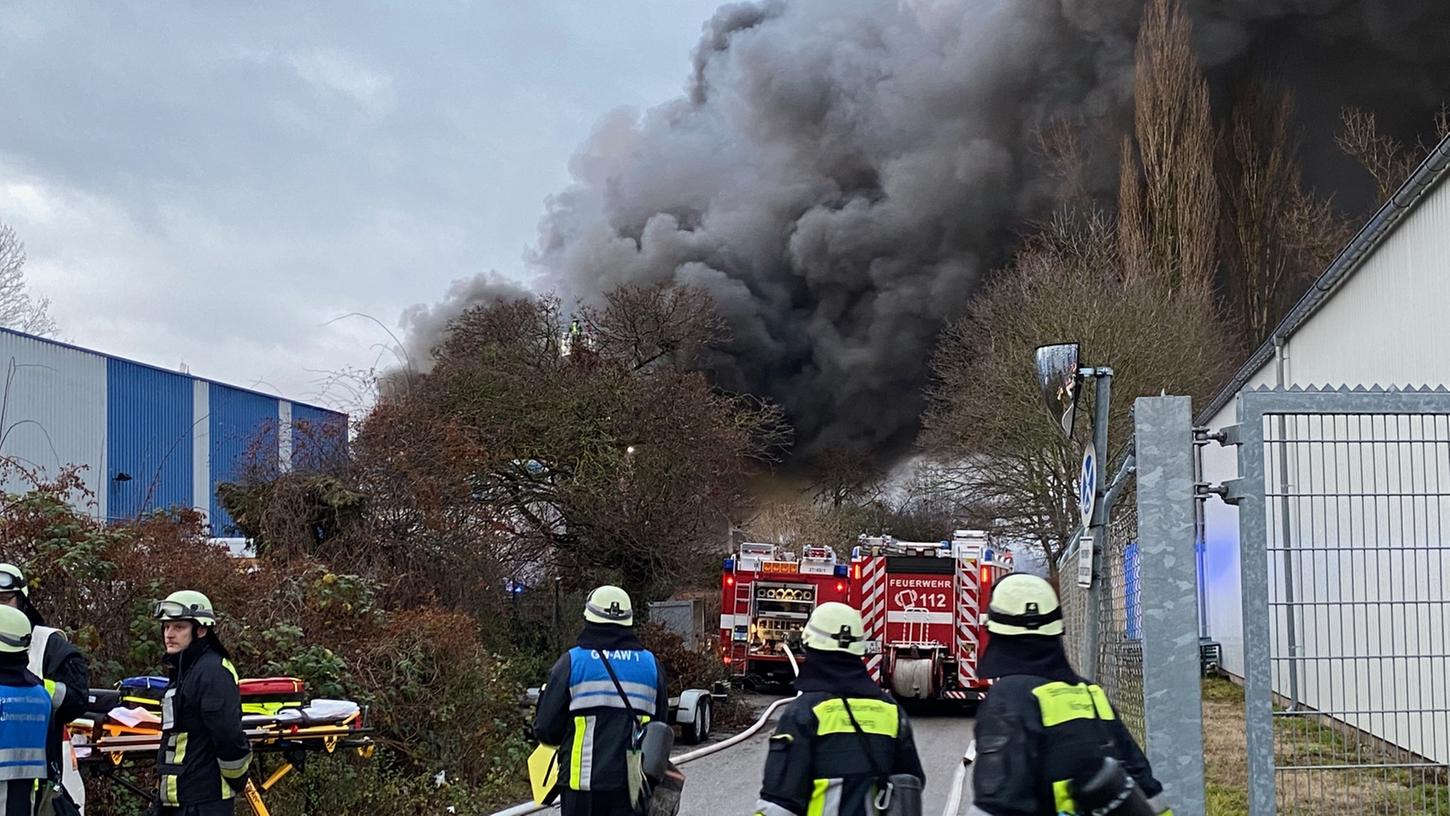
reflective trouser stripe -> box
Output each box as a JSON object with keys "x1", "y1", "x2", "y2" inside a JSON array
[
  {"x1": 569, "y1": 715, "x2": 595, "y2": 790},
  {"x1": 806, "y1": 778, "x2": 841, "y2": 816},
  {"x1": 753, "y1": 800, "x2": 800, "y2": 816},
  {"x1": 162, "y1": 774, "x2": 180, "y2": 805}
]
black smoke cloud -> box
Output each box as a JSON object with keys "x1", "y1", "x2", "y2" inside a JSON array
[{"x1": 407, "y1": 0, "x2": 1450, "y2": 455}]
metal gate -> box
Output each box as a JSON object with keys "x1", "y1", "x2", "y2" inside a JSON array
[
  {"x1": 1222, "y1": 386, "x2": 1450, "y2": 815},
  {"x1": 1056, "y1": 396, "x2": 1208, "y2": 816}
]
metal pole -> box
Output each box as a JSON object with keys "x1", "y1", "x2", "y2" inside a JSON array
[
  {"x1": 1081, "y1": 368, "x2": 1112, "y2": 681},
  {"x1": 1272, "y1": 340, "x2": 1300, "y2": 709},
  {"x1": 1135, "y1": 396, "x2": 1206, "y2": 816}
]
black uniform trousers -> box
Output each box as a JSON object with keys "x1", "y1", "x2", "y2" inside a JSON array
[{"x1": 560, "y1": 788, "x2": 635, "y2": 816}]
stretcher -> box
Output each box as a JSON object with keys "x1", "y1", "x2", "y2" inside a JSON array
[{"x1": 69, "y1": 682, "x2": 375, "y2": 816}]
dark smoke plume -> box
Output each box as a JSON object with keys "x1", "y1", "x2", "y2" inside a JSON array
[{"x1": 407, "y1": 0, "x2": 1450, "y2": 455}]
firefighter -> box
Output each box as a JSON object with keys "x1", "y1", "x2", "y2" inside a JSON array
[
  {"x1": 534, "y1": 585, "x2": 669, "y2": 816},
  {"x1": 153, "y1": 591, "x2": 252, "y2": 815},
  {"x1": 968, "y1": 574, "x2": 1172, "y2": 816},
  {"x1": 0, "y1": 603, "x2": 67, "y2": 816},
  {"x1": 752, "y1": 602, "x2": 925, "y2": 816},
  {"x1": 0, "y1": 563, "x2": 89, "y2": 812}
]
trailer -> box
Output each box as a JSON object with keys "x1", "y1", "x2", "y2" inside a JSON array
[
  {"x1": 720, "y1": 542, "x2": 851, "y2": 686},
  {"x1": 850, "y1": 530, "x2": 1012, "y2": 705}
]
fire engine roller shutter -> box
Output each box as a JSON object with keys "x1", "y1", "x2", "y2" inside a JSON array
[{"x1": 884, "y1": 556, "x2": 955, "y2": 575}]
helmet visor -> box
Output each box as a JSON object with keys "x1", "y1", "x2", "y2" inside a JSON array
[
  {"x1": 0, "y1": 571, "x2": 24, "y2": 592},
  {"x1": 0, "y1": 630, "x2": 31, "y2": 650},
  {"x1": 153, "y1": 600, "x2": 212, "y2": 621}
]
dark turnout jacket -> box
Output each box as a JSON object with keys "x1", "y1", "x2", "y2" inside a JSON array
[
  {"x1": 534, "y1": 624, "x2": 670, "y2": 793},
  {"x1": 969, "y1": 636, "x2": 1170, "y2": 816},
  {"x1": 754, "y1": 649, "x2": 924, "y2": 816},
  {"x1": 157, "y1": 638, "x2": 252, "y2": 806}
]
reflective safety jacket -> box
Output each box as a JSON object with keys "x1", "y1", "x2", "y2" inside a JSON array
[
  {"x1": 753, "y1": 691, "x2": 925, "y2": 816},
  {"x1": 157, "y1": 641, "x2": 252, "y2": 806},
  {"x1": 0, "y1": 675, "x2": 63, "y2": 783},
  {"x1": 968, "y1": 675, "x2": 1172, "y2": 816},
  {"x1": 534, "y1": 637, "x2": 669, "y2": 793}
]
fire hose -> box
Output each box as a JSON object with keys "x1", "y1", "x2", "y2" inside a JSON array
[{"x1": 489, "y1": 648, "x2": 803, "y2": 816}]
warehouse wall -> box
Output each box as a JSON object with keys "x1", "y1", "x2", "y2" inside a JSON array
[
  {"x1": 0, "y1": 328, "x2": 347, "y2": 534},
  {"x1": 1198, "y1": 171, "x2": 1450, "y2": 763},
  {"x1": 0, "y1": 331, "x2": 108, "y2": 514},
  {"x1": 106, "y1": 358, "x2": 194, "y2": 520}
]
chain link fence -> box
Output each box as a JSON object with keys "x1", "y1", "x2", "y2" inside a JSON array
[{"x1": 1058, "y1": 469, "x2": 1146, "y2": 745}]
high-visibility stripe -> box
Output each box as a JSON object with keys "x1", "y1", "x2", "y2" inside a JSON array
[
  {"x1": 162, "y1": 774, "x2": 180, "y2": 805},
  {"x1": 568, "y1": 690, "x2": 657, "y2": 712},
  {"x1": 806, "y1": 778, "x2": 842, "y2": 816},
  {"x1": 1032, "y1": 682, "x2": 1115, "y2": 728},
  {"x1": 570, "y1": 679, "x2": 658, "y2": 698},
  {"x1": 576, "y1": 716, "x2": 595, "y2": 789},
  {"x1": 810, "y1": 698, "x2": 899, "y2": 738},
  {"x1": 1052, "y1": 779, "x2": 1075, "y2": 813},
  {"x1": 753, "y1": 799, "x2": 799, "y2": 816},
  {"x1": 569, "y1": 716, "x2": 586, "y2": 788},
  {"x1": 222, "y1": 658, "x2": 240, "y2": 682},
  {"x1": 218, "y1": 752, "x2": 251, "y2": 777}
]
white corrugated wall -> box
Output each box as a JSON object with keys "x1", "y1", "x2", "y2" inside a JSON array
[
  {"x1": 0, "y1": 332, "x2": 108, "y2": 517},
  {"x1": 1200, "y1": 172, "x2": 1450, "y2": 763}
]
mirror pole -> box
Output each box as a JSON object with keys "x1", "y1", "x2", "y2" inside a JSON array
[{"x1": 1081, "y1": 366, "x2": 1113, "y2": 680}]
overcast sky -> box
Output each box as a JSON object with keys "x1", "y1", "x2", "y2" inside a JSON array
[{"x1": 0, "y1": 1, "x2": 722, "y2": 411}]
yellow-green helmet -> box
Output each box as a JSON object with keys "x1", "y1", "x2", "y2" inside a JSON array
[
  {"x1": 802, "y1": 602, "x2": 866, "y2": 656},
  {"x1": 986, "y1": 574, "x2": 1064, "y2": 637},
  {"x1": 584, "y1": 585, "x2": 633, "y2": 626},
  {"x1": 0, "y1": 604, "x2": 31, "y2": 653},
  {"x1": 154, "y1": 590, "x2": 218, "y2": 627},
  {"x1": 0, "y1": 563, "x2": 27, "y2": 597}
]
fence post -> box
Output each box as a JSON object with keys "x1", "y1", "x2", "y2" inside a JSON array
[{"x1": 1134, "y1": 396, "x2": 1206, "y2": 816}]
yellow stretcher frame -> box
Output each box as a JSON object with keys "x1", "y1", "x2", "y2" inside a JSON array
[{"x1": 72, "y1": 712, "x2": 375, "y2": 816}]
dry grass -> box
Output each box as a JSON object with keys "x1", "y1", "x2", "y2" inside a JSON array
[{"x1": 1201, "y1": 678, "x2": 1449, "y2": 815}]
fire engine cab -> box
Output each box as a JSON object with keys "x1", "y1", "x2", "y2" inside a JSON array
[
  {"x1": 849, "y1": 530, "x2": 1012, "y2": 705},
  {"x1": 720, "y1": 542, "x2": 851, "y2": 685}
]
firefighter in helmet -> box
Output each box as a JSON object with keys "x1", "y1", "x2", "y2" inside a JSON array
[
  {"x1": 0, "y1": 603, "x2": 67, "y2": 815},
  {"x1": 153, "y1": 590, "x2": 252, "y2": 815},
  {"x1": 969, "y1": 574, "x2": 1172, "y2": 816},
  {"x1": 0, "y1": 563, "x2": 89, "y2": 811},
  {"x1": 752, "y1": 602, "x2": 925, "y2": 816},
  {"x1": 534, "y1": 585, "x2": 670, "y2": 816}
]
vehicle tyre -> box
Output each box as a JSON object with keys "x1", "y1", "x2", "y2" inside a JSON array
[{"x1": 682, "y1": 698, "x2": 708, "y2": 745}]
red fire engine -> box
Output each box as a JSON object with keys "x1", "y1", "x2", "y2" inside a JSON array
[
  {"x1": 720, "y1": 542, "x2": 851, "y2": 685},
  {"x1": 850, "y1": 530, "x2": 1012, "y2": 704}
]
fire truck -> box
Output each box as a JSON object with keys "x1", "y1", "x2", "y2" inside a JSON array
[
  {"x1": 849, "y1": 530, "x2": 1012, "y2": 705},
  {"x1": 720, "y1": 542, "x2": 851, "y2": 685}
]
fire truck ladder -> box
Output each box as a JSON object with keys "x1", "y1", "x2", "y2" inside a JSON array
[
  {"x1": 729, "y1": 580, "x2": 753, "y2": 674},
  {"x1": 899, "y1": 605, "x2": 943, "y2": 649}
]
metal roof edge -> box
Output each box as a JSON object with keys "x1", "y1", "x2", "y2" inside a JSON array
[
  {"x1": 0, "y1": 325, "x2": 349, "y2": 419},
  {"x1": 1195, "y1": 131, "x2": 1450, "y2": 425}
]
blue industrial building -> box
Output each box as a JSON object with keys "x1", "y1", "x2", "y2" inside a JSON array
[{"x1": 0, "y1": 327, "x2": 348, "y2": 535}]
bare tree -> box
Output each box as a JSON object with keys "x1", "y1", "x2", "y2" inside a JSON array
[
  {"x1": 1337, "y1": 106, "x2": 1450, "y2": 202},
  {"x1": 1118, "y1": 0, "x2": 1218, "y2": 294},
  {"x1": 923, "y1": 0, "x2": 1233, "y2": 573},
  {"x1": 1220, "y1": 89, "x2": 1353, "y2": 348},
  {"x1": 0, "y1": 223, "x2": 58, "y2": 337}
]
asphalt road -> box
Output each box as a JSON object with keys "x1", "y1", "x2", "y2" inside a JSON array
[
  {"x1": 675, "y1": 700, "x2": 975, "y2": 815},
  {"x1": 517, "y1": 697, "x2": 976, "y2": 816}
]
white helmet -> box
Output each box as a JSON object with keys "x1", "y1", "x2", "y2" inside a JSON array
[
  {"x1": 584, "y1": 585, "x2": 634, "y2": 626},
  {"x1": 0, "y1": 563, "x2": 28, "y2": 597},
  {"x1": 0, "y1": 604, "x2": 31, "y2": 653},
  {"x1": 801, "y1": 602, "x2": 867, "y2": 656},
  {"x1": 986, "y1": 574, "x2": 1064, "y2": 637}
]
